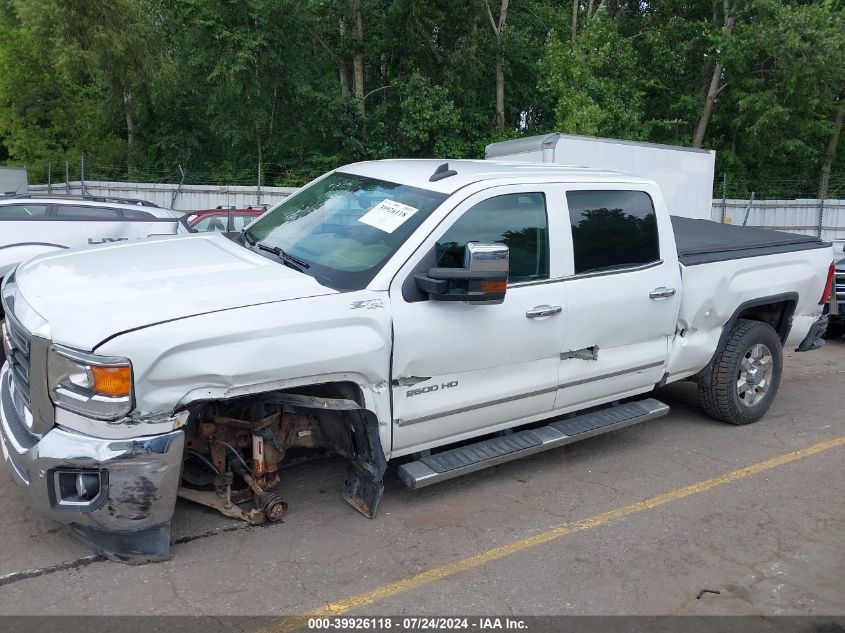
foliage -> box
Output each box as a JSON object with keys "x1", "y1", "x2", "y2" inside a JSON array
[
  {"x1": 0, "y1": 0, "x2": 843, "y2": 197},
  {"x1": 540, "y1": 8, "x2": 647, "y2": 139}
]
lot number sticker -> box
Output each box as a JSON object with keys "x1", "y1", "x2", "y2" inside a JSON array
[{"x1": 358, "y1": 199, "x2": 419, "y2": 233}]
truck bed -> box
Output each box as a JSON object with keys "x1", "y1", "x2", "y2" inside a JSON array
[{"x1": 671, "y1": 216, "x2": 829, "y2": 266}]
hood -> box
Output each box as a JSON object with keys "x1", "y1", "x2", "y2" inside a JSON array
[{"x1": 13, "y1": 233, "x2": 336, "y2": 350}]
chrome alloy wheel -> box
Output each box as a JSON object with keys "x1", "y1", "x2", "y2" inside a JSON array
[{"x1": 736, "y1": 343, "x2": 774, "y2": 407}]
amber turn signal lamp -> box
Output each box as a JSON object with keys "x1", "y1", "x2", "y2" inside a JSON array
[
  {"x1": 91, "y1": 365, "x2": 132, "y2": 397},
  {"x1": 481, "y1": 279, "x2": 507, "y2": 293}
]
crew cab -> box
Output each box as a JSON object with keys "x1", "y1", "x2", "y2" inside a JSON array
[{"x1": 0, "y1": 160, "x2": 833, "y2": 563}]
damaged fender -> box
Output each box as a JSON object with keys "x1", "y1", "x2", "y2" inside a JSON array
[{"x1": 256, "y1": 392, "x2": 388, "y2": 517}]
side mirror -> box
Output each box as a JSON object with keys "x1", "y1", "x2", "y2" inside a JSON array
[{"x1": 414, "y1": 242, "x2": 509, "y2": 304}]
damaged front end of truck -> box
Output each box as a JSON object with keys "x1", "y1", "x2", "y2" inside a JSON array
[{"x1": 177, "y1": 384, "x2": 388, "y2": 529}]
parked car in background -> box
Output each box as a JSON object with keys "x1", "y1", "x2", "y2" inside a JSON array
[
  {"x1": 0, "y1": 194, "x2": 188, "y2": 361},
  {"x1": 0, "y1": 195, "x2": 187, "y2": 283},
  {"x1": 183, "y1": 206, "x2": 266, "y2": 233}
]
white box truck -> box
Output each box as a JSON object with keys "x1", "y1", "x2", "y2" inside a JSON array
[{"x1": 486, "y1": 133, "x2": 716, "y2": 221}]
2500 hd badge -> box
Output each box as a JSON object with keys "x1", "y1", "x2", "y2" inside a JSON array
[{"x1": 406, "y1": 381, "x2": 459, "y2": 397}]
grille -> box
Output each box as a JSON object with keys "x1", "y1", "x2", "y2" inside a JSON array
[
  {"x1": 836, "y1": 271, "x2": 845, "y2": 301},
  {"x1": 5, "y1": 312, "x2": 32, "y2": 421},
  {"x1": 1, "y1": 371, "x2": 37, "y2": 450}
]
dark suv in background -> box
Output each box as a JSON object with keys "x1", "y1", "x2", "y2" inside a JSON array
[{"x1": 825, "y1": 257, "x2": 845, "y2": 339}]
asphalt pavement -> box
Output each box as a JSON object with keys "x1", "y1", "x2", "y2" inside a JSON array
[{"x1": 0, "y1": 339, "x2": 843, "y2": 619}]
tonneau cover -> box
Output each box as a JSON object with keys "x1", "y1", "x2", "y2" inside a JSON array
[{"x1": 671, "y1": 216, "x2": 829, "y2": 266}]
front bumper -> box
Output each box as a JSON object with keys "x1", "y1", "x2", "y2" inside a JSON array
[{"x1": 0, "y1": 362, "x2": 184, "y2": 563}]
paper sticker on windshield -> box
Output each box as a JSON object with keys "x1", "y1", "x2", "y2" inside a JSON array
[{"x1": 358, "y1": 200, "x2": 419, "y2": 233}]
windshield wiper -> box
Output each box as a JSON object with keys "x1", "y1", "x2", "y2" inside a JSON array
[{"x1": 256, "y1": 241, "x2": 311, "y2": 271}]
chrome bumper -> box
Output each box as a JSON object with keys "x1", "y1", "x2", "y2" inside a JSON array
[{"x1": 0, "y1": 362, "x2": 184, "y2": 563}]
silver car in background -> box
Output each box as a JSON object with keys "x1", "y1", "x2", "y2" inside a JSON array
[{"x1": 0, "y1": 194, "x2": 188, "y2": 283}]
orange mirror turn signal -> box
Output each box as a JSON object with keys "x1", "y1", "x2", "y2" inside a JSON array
[{"x1": 480, "y1": 279, "x2": 507, "y2": 293}]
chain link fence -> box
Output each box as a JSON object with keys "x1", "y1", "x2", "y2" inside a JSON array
[{"x1": 25, "y1": 158, "x2": 325, "y2": 192}]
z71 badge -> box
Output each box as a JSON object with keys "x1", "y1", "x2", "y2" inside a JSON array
[
  {"x1": 406, "y1": 381, "x2": 458, "y2": 397},
  {"x1": 349, "y1": 299, "x2": 385, "y2": 310},
  {"x1": 88, "y1": 237, "x2": 129, "y2": 245}
]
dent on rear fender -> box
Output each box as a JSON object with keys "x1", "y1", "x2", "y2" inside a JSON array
[
  {"x1": 667, "y1": 298, "x2": 727, "y2": 380},
  {"x1": 669, "y1": 252, "x2": 826, "y2": 381}
]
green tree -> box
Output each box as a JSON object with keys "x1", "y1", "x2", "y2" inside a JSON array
[
  {"x1": 712, "y1": 0, "x2": 845, "y2": 195},
  {"x1": 0, "y1": 0, "x2": 842, "y2": 196},
  {"x1": 540, "y1": 7, "x2": 647, "y2": 139}
]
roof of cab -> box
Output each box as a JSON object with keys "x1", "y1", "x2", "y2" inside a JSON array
[{"x1": 338, "y1": 159, "x2": 653, "y2": 194}]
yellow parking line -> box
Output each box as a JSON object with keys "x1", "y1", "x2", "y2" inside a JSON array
[{"x1": 269, "y1": 435, "x2": 845, "y2": 632}]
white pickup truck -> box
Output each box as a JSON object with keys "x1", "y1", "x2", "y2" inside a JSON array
[{"x1": 0, "y1": 160, "x2": 833, "y2": 563}]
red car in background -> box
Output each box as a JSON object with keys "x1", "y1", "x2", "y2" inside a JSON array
[{"x1": 183, "y1": 206, "x2": 266, "y2": 233}]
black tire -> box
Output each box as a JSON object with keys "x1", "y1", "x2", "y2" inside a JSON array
[{"x1": 698, "y1": 319, "x2": 783, "y2": 425}]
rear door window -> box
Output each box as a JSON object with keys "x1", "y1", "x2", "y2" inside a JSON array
[
  {"x1": 121, "y1": 208, "x2": 156, "y2": 220},
  {"x1": 566, "y1": 190, "x2": 659, "y2": 275},
  {"x1": 192, "y1": 213, "x2": 228, "y2": 232},
  {"x1": 55, "y1": 205, "x2": 121, "y2": 219},
  {"x1": 232, "y1": 214, "x2": 257, "y2": 231}
]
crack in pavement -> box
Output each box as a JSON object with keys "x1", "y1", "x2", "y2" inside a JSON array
[
  {"x1": 0, "y1": 522, "x2": 256, "y2": 589},
  {"x1": 0, "y1": 554, "x2": 103, "y2": 588}
]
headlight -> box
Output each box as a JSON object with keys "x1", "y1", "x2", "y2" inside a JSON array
[{"x1": 47, "y1": 345, "x2": 133, "y2": 420}]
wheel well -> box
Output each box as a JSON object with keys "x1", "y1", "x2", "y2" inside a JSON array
[
  {"x1": 690, "y1": 294, "x2": 797, "y2": 385},
  {"x1": 282, "y1": 381, "x2": 366, "y2": 406},
  {"x1": 180, "y1": 380, "x2": 386, "y2": 522},
  {"x1": 735, "y1": 298, "x2": 796, "y2": 344},
  {"x1": 184, "y1": 380, "x2": 371, "y2": 458}
]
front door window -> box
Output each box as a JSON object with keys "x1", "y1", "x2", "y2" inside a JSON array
[{"x1": 436, "y1": 193, "x2": 549, "y2": 284}]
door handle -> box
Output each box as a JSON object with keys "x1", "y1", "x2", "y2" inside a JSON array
[
  {"x1": 649, "y1": 287, "x2": 677, "y2": 300},
  {"x1": 526, "y1": 305, "x2": 563, "y2": 318}
]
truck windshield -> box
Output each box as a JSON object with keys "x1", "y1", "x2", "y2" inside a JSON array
[{"x1": 244, "y1": 172, "x2": 447, "y2": 290}]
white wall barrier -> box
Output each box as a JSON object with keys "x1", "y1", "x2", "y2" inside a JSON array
[
  {"x1": 712, "y1": 198, "x2": 845, "y2": 254},
  {"x1": 28, "y1": 180, "x2": 297, "y2": 211}
]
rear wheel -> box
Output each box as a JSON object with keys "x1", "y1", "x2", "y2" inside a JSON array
[{"x1": 698, "y1": 319, "x2": 783, "y2": 425}]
